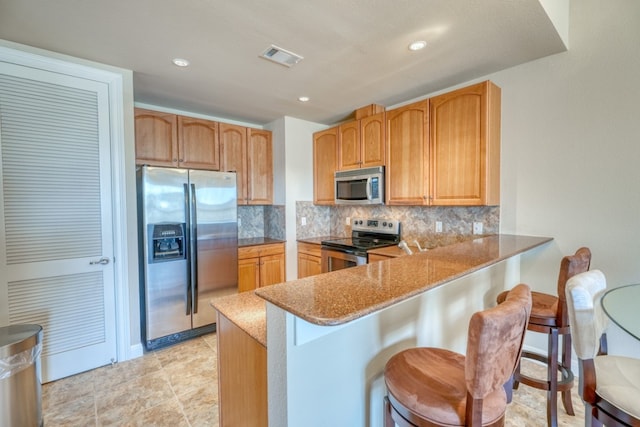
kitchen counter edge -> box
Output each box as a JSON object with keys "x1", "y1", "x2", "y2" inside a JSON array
[
  {"x1": 255, "y1": 234, "x2": 552, "y2": 327},
  {"x1": 210, "y1": 292, "x2": 266, "y2": 347}
]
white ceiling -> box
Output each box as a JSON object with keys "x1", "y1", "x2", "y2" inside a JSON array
[{"x1": 0, "y1": 0, "x2": 566, "y2": 125}]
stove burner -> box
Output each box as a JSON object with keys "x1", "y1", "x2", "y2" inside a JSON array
[{"x1": 321, "y1": 218, "x2": 401, "y2": 256}]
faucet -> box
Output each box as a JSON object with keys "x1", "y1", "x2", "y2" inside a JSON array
[
  {"x1": 414, "y1": 240, "x2": 428, "y2": 252},
  {"x1": 398, "y1": 240, "x2": 413, "y2": 255}
]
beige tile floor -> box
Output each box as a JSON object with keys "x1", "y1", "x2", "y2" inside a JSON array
[{"x1": 43, "y1": 333, "x2": 585, "y2": 426}]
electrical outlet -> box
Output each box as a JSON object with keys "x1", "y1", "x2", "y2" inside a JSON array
[
  {"x1": 238, "y1": 217, "x2": 242, "y2": 227},
  {"x1": 301, "y1": 217, "x2": 307, "y2": 226},
  {"x1": 345, "y1": 217, "x2": 351, "y2": 225},
  {"x1": 473, "y1": 222, "x2": 483, "y2": 235},
  {"x1": 435, "y1": 221, "x2": 443, "y2": 233}
]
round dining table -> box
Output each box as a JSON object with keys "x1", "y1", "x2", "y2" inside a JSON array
[{"x1": 601, "y1": 283, "x2": 640, "y2": 341}]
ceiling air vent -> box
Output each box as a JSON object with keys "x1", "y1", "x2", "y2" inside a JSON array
[{"x1": 260, "y1": 45, "x2": 303, "y2": 68}]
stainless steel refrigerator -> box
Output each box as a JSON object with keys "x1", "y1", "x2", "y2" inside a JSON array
[{"x1": 137, "y1": 166, "x2": 238, "y2": 350}]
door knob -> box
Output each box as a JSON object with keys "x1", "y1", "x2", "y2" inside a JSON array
[{"x1": 90, "y1": 257, "x2": 110, "y2": 265}]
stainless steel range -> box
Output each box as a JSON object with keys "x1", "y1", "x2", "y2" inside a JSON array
[{"x1": 321, "y1": 218, "x2": 401, "y2": 273}]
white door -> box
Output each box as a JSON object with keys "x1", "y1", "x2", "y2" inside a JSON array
[{"x1": 0, "y1": 61, "x2": 116, "y2": 382}]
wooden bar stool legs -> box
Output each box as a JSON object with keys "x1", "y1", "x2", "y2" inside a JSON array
[
  {"x1": 513, "y1": 327, "x2": 574, "y2": 427},
  {"x1": 498, "y1": 247, "x2": 591, "y2": 427}
]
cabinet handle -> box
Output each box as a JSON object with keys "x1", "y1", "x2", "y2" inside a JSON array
[
  {"x1": 173, "y1": 158, "x2": 178, "y2": 162},
  {"x1": 179, "y1": 158, "x2": 184, "y2": 162}
]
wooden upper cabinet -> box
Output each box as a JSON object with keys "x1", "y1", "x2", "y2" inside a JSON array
[
  {"x1": 337, "y1": 112, "x2": 385, "y2": 171},
  {"x1": 135, "y1": 108, "x2": 220, "y2": 170},
  {"x1": 177, "y1": 116, "x2": 220, "y2": 170},
  {"x1": 313, "y1": 127, "x2": 338, "y2": 205},
  {"x1": 385, "y1": 100, "x2": 429, "y2": 205},
  {"x1": 247, "y1": 129, "x2": 273, "y2": 205},
  {"x1": 219, "y1": 123, "x2": 248, "y2": 204},
  {"x1": 220, "y1": 123, "x2": 273, "y2": 205},
  {"x1": 429, "y1": 81, "x2": 501, "y2": 206},
  {"x1": 360, "y1": 112, "x2": 385, "y2": 168},
  {"x1": 134, "y1": 108, "x2": 178, "y2": 167},
  {"x1": 337, "y1": 121, "x2": 361, "y2": 170}
]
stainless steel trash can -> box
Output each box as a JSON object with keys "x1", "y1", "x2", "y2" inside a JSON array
[{"x1": 0, "y1": 324, "x2": 43, "y2": 427}]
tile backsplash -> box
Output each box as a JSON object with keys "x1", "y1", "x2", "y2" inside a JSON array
[
  {"x1": 296, "y1": 201, "x2": 499, "y2": 243},
  {"x1": 238, "y1": 205, "x2": 286, "y2": 240},
  {"x1": 241, "y1": 201, "x2": 498, "y2": 245}
]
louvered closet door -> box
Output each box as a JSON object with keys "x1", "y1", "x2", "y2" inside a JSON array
[{"x1": 0, "y1": 62, "x2": 116, "y2": 382}]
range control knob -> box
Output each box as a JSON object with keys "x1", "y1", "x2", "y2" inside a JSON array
[
  {"x1": 388, "y1": 222, "x2": 394, "y2": 228},
  {"x1": 382, "y1": 221, "x2": 387, "y2": 227}
]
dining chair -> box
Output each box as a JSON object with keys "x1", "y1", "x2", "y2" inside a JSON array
[
  {"x1": 565, "y1": 269, "x2": 640, "y2": 426},
  {"x1": 383, "y1": 283, "x2": 532, "y2": 426},
  {"x1": 496, "y1": 246, "x2": 591, "y2": 427}
]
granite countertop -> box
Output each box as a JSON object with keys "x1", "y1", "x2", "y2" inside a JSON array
[
  {"x1": 255, "y1": 234, "x2": 552, "y2": 326},
  {"x1": 210, "y1": 292, "x2": 266, "y2": 347},
  {"x1": 367, "y1": 245, "x2": 415, "y2": 258},
  {"x1": 297, "y1": 236, "x2": 336, "y2": 245},
  {"x1": 238, "y1": 237, "x2": 285, "y2": 247}
]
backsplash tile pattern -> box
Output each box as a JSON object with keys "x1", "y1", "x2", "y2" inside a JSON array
[
  {"x1": 296, "y1": 202, "x2": 331, "y2": 239},
  {"x1": 296, "y1": 201, "x2": 499, "y2": 243},
  {"x1": 238, "y1": 205, "x2": 286, "y2": 240},
  {"x1": 238, "y1": 206, "x2": 264, "y2": 239},
  {"x1": 265, "y1": 205, "x2": 286, "y2": 240}
]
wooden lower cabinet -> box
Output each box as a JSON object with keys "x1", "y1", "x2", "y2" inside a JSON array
[
  {"x1": 238, "y1": 242, "x2": 285, "y2": 292},
  {"x1": 297, "y1": 242, "x2": 322, "y2": 278},
  {"x1": 217, "y1": 312, "x2": 267, "y2": 427}
]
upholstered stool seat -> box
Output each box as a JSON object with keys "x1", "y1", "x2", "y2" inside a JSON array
[
  {"x1": 385, "y1": 348, "x2": 507, "y2": 426},
  {"x1": 384, "y1": 284, "x2": 532, "y2": 427},
  {"x1": 496, "y1": 247, "x2": 591, "y2": 427}
]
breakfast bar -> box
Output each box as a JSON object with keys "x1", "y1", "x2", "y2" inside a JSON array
[{"x1": 212, "y1": 234, "x2": 552, "y2": 427}]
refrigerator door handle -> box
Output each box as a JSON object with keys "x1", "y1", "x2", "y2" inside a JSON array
[
  {"x1": 184, "y1": 183, "x2": 192, "y2": 316},
  {"x1": 190, "y1": 183, "x2": 199, "y2": 314}
]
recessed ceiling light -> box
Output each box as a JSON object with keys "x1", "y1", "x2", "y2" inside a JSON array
[
  {"x1": 298, "y1": 96, "x2": 310, "y2": 102},
  {"x1": 408, "y1": 41, "x2": 427, "y2": 51},
  {"x1": 172, "y1": 58, "x2": 190, "y2": 67}
]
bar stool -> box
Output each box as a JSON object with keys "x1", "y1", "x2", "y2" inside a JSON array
[
  {"x1": 497, "y1": 247, "x2": 591, "y2": 427},
  {"x1": 384, "y1": 284, "x2": 532, "y2": 426},
  {"x1": 565, "y1": 270, "x2": 640, "y2": 426}
]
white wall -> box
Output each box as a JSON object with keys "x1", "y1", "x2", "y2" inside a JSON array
[
  {"x1": 490, "y1": 0, "x2": 640, "y2": 355},
  {"x1": 275, "y1": 116, "x2": 326, "y2": 280}
]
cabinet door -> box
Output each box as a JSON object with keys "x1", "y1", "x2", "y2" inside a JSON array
[
  {"x1": 313, "y1": 127, "x2": 338, "y2": 205},
  {"x1": 298, "y1": 253, "x2": 322, "y2": 278},
  {"x1": 247, "y1": 129, "x2": 273, "y2": 205},
  {"x1": 134, "y1": 108, "x2": 178, "y2": 166},
  {"x1": 220, "y1": 123, "x2": 248, "y2": 204},
  {"x1": 337, "y1": 121, "x2": 361, "y2": 170},
  {"x1": 385, "y1": 100, "x2": 429, "y2": 205},
  {"x1": 360, "y1": 112, "x2": 385, "y2": 168},
  {"x1": 260, "y1": 254, "x2": 285, "y2": 287},
  {"x1": 238, "y1": 257, "x2": 260, "y2": 293},
  {"x1": 177, "y1": 116, "x2": 220, "y2": 170},
  {"x1": 430, "y1": 81, "x2": 500, "y2": 206}
]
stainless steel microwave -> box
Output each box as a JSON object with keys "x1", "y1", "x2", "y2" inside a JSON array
[{"x1": 334, "y1": 166, "x2": 384, "y2": 205}]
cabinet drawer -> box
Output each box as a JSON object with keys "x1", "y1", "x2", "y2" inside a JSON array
[
  {"x1": 297, "y1": 242, "x2": 321, "y2": 257},
  {"x1": 239, "y1": 242, "x2": 285, "y2": 259}
]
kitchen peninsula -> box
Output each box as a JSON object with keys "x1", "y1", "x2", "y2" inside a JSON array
[{"x1": 212, "y1": 234, "x2": 552, "y2": 427}]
